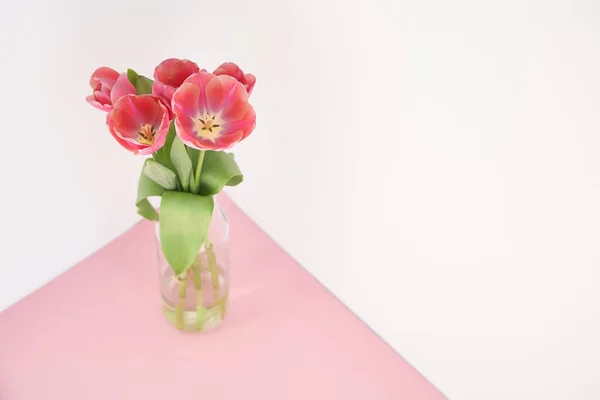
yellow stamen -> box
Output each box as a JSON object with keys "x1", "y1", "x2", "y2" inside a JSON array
[
  {"x1": 137, "y1": 124, "x2": 155, "y2": 145},
  {"x1": 194, "y1": 114, "x2": 222, "y2": 142}
]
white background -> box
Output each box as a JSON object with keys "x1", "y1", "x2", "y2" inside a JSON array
[{"x1": 1, "y1": 1, "x2": 599, "y2": 399}]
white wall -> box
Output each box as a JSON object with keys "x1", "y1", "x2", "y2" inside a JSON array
[
  {"x1": 231, "y1": 2, "x2": 600, "y2": 399},
  {"x1": 1, "y1": 1, "x2": 599, "y2": 399}
]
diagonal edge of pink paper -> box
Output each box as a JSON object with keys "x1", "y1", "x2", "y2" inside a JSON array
[{"x1": 0, "y1": 194, "x2": 446, "y2": 400}]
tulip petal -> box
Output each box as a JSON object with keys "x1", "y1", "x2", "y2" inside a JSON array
[
  {"x1": 93, "y1": 90, "x2": 111, "y2": 106},
  {"x1": 100, "y1": 85, "x2": 111, "y2": 98},
  {"x1": 152, "y1": 58, "x2": 200, "y2": 106},
  {"x1": 86, "y1": 95, "x2": 113, "y2": 112},
  {"x1": 111, "y1": 73, "x2": 136, "y2": 105},
  {"x1": 152, "y1": 80, "x2": 176, "y2": 104},
  {"x1": 183, "y1": 71, "x2": 215, "y2": 87},
  {"x1": 106, "y1": 94, "x2": 171, "y2": 154},
  {"x1": 107, "y1": 116, "x2": 145, "y2": 153},
  {"x1": 109, "y1": 107, "x2": 141, "y2": 139},
  {"x1": 174, "y1": 113, "x2": 196, "y2": 134},
  {"x1": 89, "y1": 67, "x2": 119, "y2": 89},
  {"x1": 221, "y1": 105, "x2": 256, "y2": 140},
  {"x1": 206, "y1": 75, "x2": 247, "y2": 117},
  {"x1": 128, "y1": 95, "x2": 161, "y2": 126},
  {"x1": 172, "y1": 72, "x2": 255, "y2": 151},
  {"x1": 87, "y1": 67, "x2": 122, "y2": 111},
  {"x1": 172, "y1": 82, "x2": 202, "y2": 119},
  {"x1": 213, "y1": 62, "x2": 244, "y2": 81},
  {"x1": 154, "y1": 59, "x2": 199, "y2": 87},
  {"x1": 213, "y1": 62, "x2": 255, "y2": 95},
  {"x1": 244, "y1": 74, "x2": 256, "y2": 95},
  {"x1": 213, "y1": 130, "x2": 244, "y2": 149},
  {"x1": 138, "y1": 109, "x2": 170, "y2": 155},
  {"x1": 221, "y1": 99, "x2": 249, "y2": 121},
  {"x1": 174, "y1": 117, "x2": 200, "y2": 149}
]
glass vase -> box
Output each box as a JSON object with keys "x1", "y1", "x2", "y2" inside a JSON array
[{"x1": 155, "y1": 199, "x2": 230, "y2": 332}]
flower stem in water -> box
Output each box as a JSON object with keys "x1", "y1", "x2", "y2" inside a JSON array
[
  {"x1": 191, "y1": 259, "x2": 205, "y2": 331},
  {"x1": 205, "y1": 240, "x2": 220, "y2": 302},
  {"x1": 176, "y1": 275, "x2": 187, "y2": 330}
]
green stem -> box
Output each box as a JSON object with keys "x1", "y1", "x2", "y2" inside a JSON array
[
  {"x1": 220, "y1": 289, "x2": 228, "y2": 320},
  {"x1": 205, "y1": 239, "x2": 220, "y2": 302},
  {"x1": 176, "y1": 275, "x2": 188, "y2": 330},
  {"x1": 191, "y1": 259, "x2": 205, "y2": 331},
  {"x1": 193, "y1": 150, "x2": 206, "y2": 192}
]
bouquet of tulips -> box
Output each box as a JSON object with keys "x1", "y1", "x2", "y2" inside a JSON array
[{"x1": 87, "y1": 59, "x2": 256, "y2": 278}]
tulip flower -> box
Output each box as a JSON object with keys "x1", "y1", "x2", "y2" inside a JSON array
[
  {"x1": 152, "y1": 58, "x2": 200, "y2": 104},
  {"x1": 86, "y1": 67, "x2": 135, "y2": 112},
  {"x1": 171, "y1": 72, "x2": 256, "y2": 151},
  {"x1": 213, "y1": 62, "x2": 256, "y2": 95},
  {"x1": 106, "y1": 95, "x2": 171, "y2": 154}
]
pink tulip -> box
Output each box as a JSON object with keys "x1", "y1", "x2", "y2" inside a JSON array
[
  {"x1": 110, "y1": 73, "x2": 137, "y2": 105},
  {"x1": 171, "y1": 72, "x2": 256, "y2": 151},
  {"x1": 152, "y1": 58, "x2": 200, "y2": 104},
  {"x1": 86, "y1": 68, "x2": 136, "y2": 112},
  {"x1": 213, "y1": 62, "x2": 256, "y2": 95},
  {"x1": 106, "y1": 95, "x2": 171, "y2": 155},
  {"x1": 86, "y1": 67, "x2": 119, "y2": 111}
]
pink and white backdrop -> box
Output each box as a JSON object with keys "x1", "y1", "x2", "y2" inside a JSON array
[{"x1": 1, "y1": 1, "x2": 599, "y2": 399}]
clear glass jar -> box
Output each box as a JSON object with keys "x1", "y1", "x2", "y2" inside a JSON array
[{"x1": 155, "y1": 199, "x2": 230, "y2": 332}]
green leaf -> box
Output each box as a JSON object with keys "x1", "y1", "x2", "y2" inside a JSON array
[
  {"x1": 153, "y1": 122, "x2": 176, "y2": 172},
  {"x1": 143, "y1": 159, "x2": 177, "y2": 190},
  {"x1": 225, "y1": 173, "x2": 244, "y2": 187},
  {"x1": 126, "y1": 68, "x2": 139, "y2": 87},
  {"x1": 159, "y1": 192, "x2": 214, "y2": 275},
  {"x1": 197, "y1": 151, "x2": 244, "y2": 195},
  {"x1": 170, "y1": 136, "x2": 193, "y2": 191},
  {"x1": 137, "y1": 199, "x2": 158, "y2": 221},
  {"x1": 136, "y1": 75, "x2": 154, "y2": 95},
  {"x1": 187, "y1": 146, "x2": 201, "y2": 171},
  {"x1": 137, "y1": 160, "x2": 166, "y2": 203},
  {"x1": 135, "y1": 159, "x2": 165, "y2": 221},
  {"x1": 125, "y1": 68, "x2": 153, "y2": 95}
]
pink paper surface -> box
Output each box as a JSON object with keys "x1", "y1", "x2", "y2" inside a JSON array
[{"x1": 0, "y1": 195, "x2": 445, "y2": 399}]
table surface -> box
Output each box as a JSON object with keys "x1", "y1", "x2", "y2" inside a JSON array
[{"x1": 0, "y1": 195, "x2": 445, "y2": 399}]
